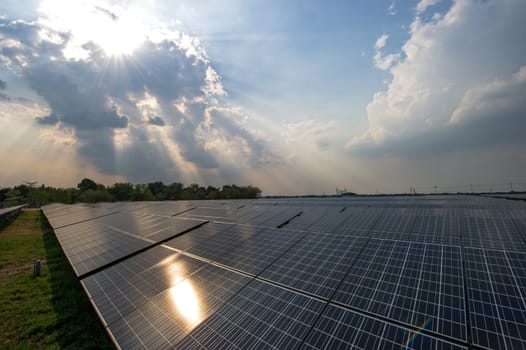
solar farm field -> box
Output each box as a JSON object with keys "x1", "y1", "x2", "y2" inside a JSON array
[{"x1": 41, "y1": 196, "x2": 526, "y2": 350}]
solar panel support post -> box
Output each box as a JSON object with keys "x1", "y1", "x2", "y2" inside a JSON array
[{"x1": 33, "y1": 259, "x2": 41, "y2": 277}]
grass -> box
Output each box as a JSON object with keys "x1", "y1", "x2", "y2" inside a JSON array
[{"x1": 0, "y1": 210, "x2": 114, "y2": 350}]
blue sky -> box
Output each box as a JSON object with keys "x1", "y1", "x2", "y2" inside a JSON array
[{"x1": 0, "y1": 0, "x2": 525, "y2": 195}]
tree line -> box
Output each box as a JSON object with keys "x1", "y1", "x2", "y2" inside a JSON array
[{"x1": 0, "y1": 178, "x2": 262, "y2": 207}]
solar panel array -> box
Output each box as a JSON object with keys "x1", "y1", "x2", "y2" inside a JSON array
[
  {"x1": 0, "y1": 204, "x2": 27, "y2": 217},
  {"x1": 41, "y1": 195, "x2": 526, "y2": 350}
]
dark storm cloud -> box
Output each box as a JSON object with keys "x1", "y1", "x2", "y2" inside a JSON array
[
  {"x1": 172, "y1": 102, "x2": 219, "y2": 169},
  {"x1": 147, "y1": 116, "x2": 165, "y2": 126},
  {"x1": 76, "y1": 129, "x2": 117, "y2": 174},
  {"x1": 0, "y1": 20, "x2": 68, "y2": 64},
  {"x1": 77, "y1": 126, "x2": 178, "y2": 182},
  {"x1": 125, "y1": 40, "x2": 206, "y2": 103},
  {"x1": 350, "y1": 105, "x2": 526, "y2": 158},
  {"x1": 116, "y1": 127, "x2": 178, "y2": 182},
  {"x1": 0, "y1": 79, "x2": 7, "y2": 100},
  {"x1": 0, "y1": 16, "x2": 272, "y2": 181},
  {"x1": 28, "y1": 63, "x2": 128, "y2": 129},
  {"x1": 0, "y1": 19, "x2": 40, "y2": 46}
]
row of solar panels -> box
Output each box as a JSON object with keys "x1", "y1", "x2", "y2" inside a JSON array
[
  {"x1": 42, "y1": 196, "x2": 526, "y2": 350},
  {"x1": 0, "y1": 204, "x2": 27, "y2": 218}
]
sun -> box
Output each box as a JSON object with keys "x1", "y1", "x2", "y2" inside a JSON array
[
  {"x1": 39, "y1": 0, "x2": 147, "y2": 57},
  {"x1": 95, "y1": 11, "x2": 145, "y2": 56}
]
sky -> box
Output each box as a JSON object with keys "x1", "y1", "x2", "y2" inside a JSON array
[{"x1": 0, "y1": 0, "x2": 525, "y2": 195}]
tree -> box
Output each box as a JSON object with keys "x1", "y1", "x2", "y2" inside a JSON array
[
  {"x1": 0, "y1": 187, "x2": 10, "y2": 204},
  {"x1": 163, "y1": 182, "x2": 183, "y2": 200},
  {"x1": 14, "y1": 184, "x2": 30, "y2": 197},
  {"x1": 77, "y1": 178, "x2": 98, "y2": 192},
  {"x1": 77, "y1": 189, "x2": 113, "y2": 203},
  {"x1": 245, "y1": 185, "x2": 262, "y2": 198},
  {"x1": 5, "y1": 189, "x2": 24, "y2": 206},
  {"x1": 49, "y1": 188, "x2": 74, "y2": 204},
  {"x1": 133, "y1": 184, "x2": 154, "y2": 201},
  {"x1": 147, "y1": 181, "x2": 166, "y2": 198},
  {"x1": 108, "y1": 183, "x2": 134, "y2": 201},
  {"x1": 27, "y1": 186, "x2": 49, "y2": 207}
]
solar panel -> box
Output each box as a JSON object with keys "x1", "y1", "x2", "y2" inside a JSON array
[
  {"x1": 369, "y1": 213, "x2": 415, "y2": 240},
  {"x1": 462, "y1": 217, "x2": 526, "y2": 251},
  {"x1": 215, "y1": 205, "x2": 303, "y2": 228},
  {"x1": 43, "y1": 202, "x2": 121, "y2": 228},
  {"x1": 54, "y1": 221, "x2": 151, "y2": 276},
  {"x1": 163, "y1": 222, "x2": 236, "y2": 251},
  {"x1": 334, "y1": 207, "x2": 385, "y2": 235},
  {"x1": 464, "y1": 247, "x2": 526, "y2": 349},
  {"x1": 283, "y1": 206, "x2": 348, "y2": 232},
  {"x1": 178, "y1": 205, "x2": 238, "y2": 220},
  {"x1": 108, "y1": 264, "x2": 251, "y2": 349},
  {"x1": 0, "y1": 204, "x2": 26, "y2": 216},
  {"x1": 177, "y1": 279, "x2": 326, "y2": 349},
  {"x1": 410, "y1": 215, "x2": 461, "y2": 245},
  {"x1": 81, "y1": 246, "x2": 207, "y2": 325},
  {"x1": 333, "y1": 239, "x2": 466, "y2": 341},
  {"x1": 301, "y1": 303, "x2": 466, "y2": 350},
  {"x1": 95, "y1": 212, "x2": 207, "y2": 242},
  {"x1": 260, "y1": 234, "x2": 369, "y2": 299},
  {"x1": 41, "y1": 196, "x2": 526, "y2": 349},
  {"x1": 183, "y1": 223, "x2": 263, "y2": 260},
  {"x1": 198, "y1": 227, "x2": 309, "y2": 276},
  {"x1": 53, "y1": 212, "x2": 206, "y2": 277}
]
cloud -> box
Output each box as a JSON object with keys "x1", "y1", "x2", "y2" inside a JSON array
[
  {"x1": 203, "y1": 107, "x2": 270, "y2": 166},
  {"x1": 349, "y1": 0, "x2": 526, "y2": 156},
  {"x1": 0, "y1": 79, "x2": 8, "y2": 100},
  {"x1": 283, "y1": 119, "x2": 339, "y2": 153},
  {"x1": 95, "y1": 5, "x2": 118, "y2": 21},
  {"x1": 416, "y1": 0, "x2": 441, "y2": 14},
  {"x1": 373, "y1": 34, "x2": 400, "y2": 71},
  {"x1": 388, "y1": 2, "x2": 397, "y2": 16},
  {"x1": 375, "y1": 34, "x2": 389, "y2": 51},
  {"x1": 147, "y1": 116, "x2": 165, "y2": 126},
  {"x1": 0, "y1": 6, "x2": 271, "y2": 184},
  {"x1": 449, "y1": 65, "x2": 526, "y2": 125},
  {"x1": 28, "y1": 61, "x2": 129, "y2": 130}
]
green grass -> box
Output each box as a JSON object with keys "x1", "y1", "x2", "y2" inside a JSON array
[{"x1": 0, "y1": 211, "x2": 114, "y2": 350}]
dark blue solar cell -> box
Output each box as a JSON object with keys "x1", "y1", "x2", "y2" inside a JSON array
[
  {"x1": 301, "y1": 303, "x2": 466, "y2": 350},
  {"x1": 176, "y1": 279, "x2": 326, "y2": 350},
  {"x1": 260, "y1": 234, "x2": 368, "y2": 298}
]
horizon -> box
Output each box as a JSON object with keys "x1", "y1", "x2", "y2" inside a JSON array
[
  {"x1": 2, "y1": 178, "x2": 526, "y2": 198},
  {"x1": 1, "y1": 0, "x2": 525, "y2": 196}
]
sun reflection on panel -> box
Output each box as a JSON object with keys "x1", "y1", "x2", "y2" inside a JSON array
[
  {"x1": 160, "y1": 255, "x2": 202, "y2": 325},
  {"x1": 169, "y1": 280, "x2": 201, "y2": 325}
]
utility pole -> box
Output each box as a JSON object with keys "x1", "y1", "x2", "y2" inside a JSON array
[
  {"x1": 24, "y1": 181, "x2": 38, "y2": 188},
  {"x1": 510, "y1": 182, "x2": 514, "y2": 192},
  {"x1": 434, "y1": 185, "x2": 437, "y2": 194}
]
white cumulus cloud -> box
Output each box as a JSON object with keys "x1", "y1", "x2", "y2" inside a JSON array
[
  {"x1": 416, "y1": 0, "x2": 441, "y2": 14},
  {"x1": 349, "y1": 0, "x2": 526, "y2": 155},
  {"x1": 373, "y1": 34, "x2": 400, "y2": 71}
]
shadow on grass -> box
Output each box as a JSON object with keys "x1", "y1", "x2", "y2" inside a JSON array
[
  {"x1": 41, "y1": 213, "x2": 115, "y2": 350},
  {"x1": 0, "y1": 209, "x2": 22, "y2": 232}
]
